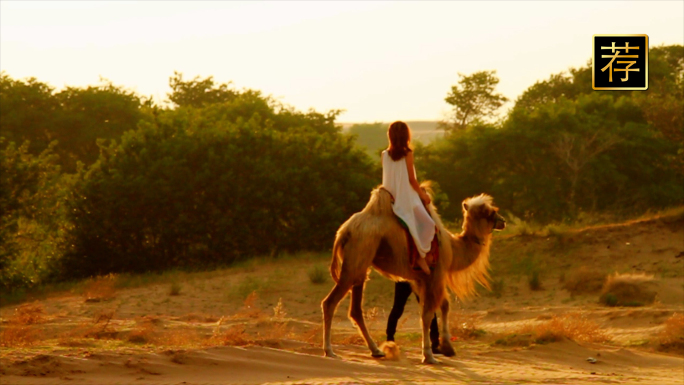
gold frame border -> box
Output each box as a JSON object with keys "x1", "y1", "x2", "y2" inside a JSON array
[{"x1": 592, "y1": 34, "x2": 649, "y2": 91}]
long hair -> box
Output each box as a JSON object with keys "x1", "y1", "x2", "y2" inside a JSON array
[{"x1": 387, "y1": 121, "x2": 412, "y2": 161}]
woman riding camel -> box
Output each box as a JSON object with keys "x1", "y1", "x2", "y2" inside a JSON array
[{"x1": 381, "y1": 121, "x2": 435, "y2": 275}]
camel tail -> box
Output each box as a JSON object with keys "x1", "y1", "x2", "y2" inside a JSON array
[
  {"x1": 330, "y1": 237, "x2": 342, "y2": 283},
  {"x1": 330, "y1": 226, "x2": 351, "y2": 283}
]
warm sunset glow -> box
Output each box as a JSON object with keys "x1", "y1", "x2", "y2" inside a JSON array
[{"x1": 1, "y1": 1, "x2": 682, "y2": 121}]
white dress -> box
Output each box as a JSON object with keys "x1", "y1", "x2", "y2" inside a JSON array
[{"x1": 381, "y1": 150, "x2": 436, "y2": 257}]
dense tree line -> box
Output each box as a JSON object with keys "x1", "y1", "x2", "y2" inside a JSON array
[
  {"x1": 0, "y1": 44, "x2": 682, "y2": 291},
  {"x1": 419, "y1": 45, "x2": 683, "y2": 222},
  {"x1": 0, "y1": 73, "x2": 375, "y2": 288}
]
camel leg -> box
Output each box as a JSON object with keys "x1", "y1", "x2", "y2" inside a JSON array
[
  {"x1": 438, "y1": 298, "x2": 456, "y2": 357},
  {"x1": 322, "y1": 281, "x2": 353, "y2": 358},
  {"x1": 420, "y1": 300, "x2": 439, "y2": 364},
  {"x1": 349, "y1": 283, "x2": 385, "y2": 358}
]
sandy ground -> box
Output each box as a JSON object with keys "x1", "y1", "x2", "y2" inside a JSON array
[{"x1": 1, "y1": 212, "x2": 683, "y2": 384}]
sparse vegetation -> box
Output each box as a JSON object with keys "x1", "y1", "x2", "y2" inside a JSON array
[
  {"x1": 273, "y1": 298, "x2": 286, "y2": 318},
  {"x1": 658, "y1": 313, "x2": 684, "y2": 353},
  {"x1": 450, "y1": 312, "x2": 486, "y2": 340},
  {"x1": 0, "y1": 303, "x2": 46, "y2": 347},
  {"x1": 516, "y1": 313, "x2": 610, "y2": 344},
  {"x1": 528, "y1": 270, "x2": 542, "y2": 291},
  {"x1": 231, "y1": 276, "x2": 263, "y2": 301},
  {"x1": 83, "y1": 274, "x2": 117, "y2": 302},
  {"x1": 169, "y1": 282, "x2": 182, "y2": 296},
  {"x1": 599, "y1": 273, "x2": 658, "y2": 307},
  {"x1": 564, "y1": 266, "x2": 606, "y2": 296},
  {"x1": 307, "y1": 265, "x2": 327, "y2": 284},
  {"x1": 488, "y1": 277, "x2": 505, "y2": 298}
]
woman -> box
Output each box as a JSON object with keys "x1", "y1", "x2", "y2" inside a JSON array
[{"x1": 381, "y1": 121, "x2": 435, "y2": 275}]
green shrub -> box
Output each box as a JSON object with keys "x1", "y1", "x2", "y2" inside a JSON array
[
  {"x1": 308, "y1": 265, "x2": 327, "y2": 285},
  {"x1": 599, "y1": 273, "x2": 657, "y2": 307},
  {"x1": 528, "y1": 270, "x2": 542, "y2": 291},
  {"x1": 169, "y1": 282, "x2": 182, "y2": 296},
  {"x1": 59, "y1": 92, "x2": 375, "y2": 278},
  {"x1": 489, "y1": 277, "x2": 505, "y2": 298},
  {"x1": 231, "y1": 276, "x2": 263, "y2": 300}
]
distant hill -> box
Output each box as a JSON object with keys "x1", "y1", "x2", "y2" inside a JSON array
[{"x1": 340, "y1": 121, "x2": 445, "y2": 157}]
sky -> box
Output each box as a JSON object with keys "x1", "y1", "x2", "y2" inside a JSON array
[{"x1": 1, "y1": 1, "x2": 682, "y2": 122}]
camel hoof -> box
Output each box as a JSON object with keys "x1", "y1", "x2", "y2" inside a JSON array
[
  {"x1": 440, "y1": 341, "x2": 456, "y2": 357},
  {"x1": 324, "y1": 350, "x2": 339, "y2": 359},
  {"x1": 422, "y1": 355, "x2": 440, "y2": 365},
  {"x1": 371, "y1": 350, "x2": 386, "y2": 358}
]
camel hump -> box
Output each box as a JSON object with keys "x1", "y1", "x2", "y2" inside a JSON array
[{"x1": 361, "y1": 187, "x2": 395, "y2": 216}]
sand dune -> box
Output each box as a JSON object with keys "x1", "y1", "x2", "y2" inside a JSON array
[
  {"x1": 3, "y1": 340, "x2": 683, "y2": 384},
  {"x1": 2, "y1": 211, "x2": 683, "y2": 384}
]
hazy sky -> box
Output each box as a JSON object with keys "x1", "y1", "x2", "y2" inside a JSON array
[{"x1": 2, "y1": 1, "x2": 682, "y2": 122}]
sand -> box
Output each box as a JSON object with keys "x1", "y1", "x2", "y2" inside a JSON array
[{"x1": 2, "y1": 211, "x2": 683, "y2": 384}]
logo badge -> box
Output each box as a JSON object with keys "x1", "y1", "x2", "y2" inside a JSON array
[{"x1": 592, "y1": 35, "x2": 648, "y2": 90}]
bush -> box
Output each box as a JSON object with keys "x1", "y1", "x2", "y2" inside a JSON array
[
  {"x1": 0, "y1": 140, "x2": 68, "y2": 292},
  {"x1": 308, "y1": 265, "x2": 328, "y2": 284},
  {"x1": 59, "y1": 93, "x2": 376, "y2": 278},
  {"x1": 658, "y1": 313, "x2": 684, "y2": 353},
  {"x1": 169, "y1": 282, "x2": 182, "y2": 296},
  {"x1": 528, "y1": 270, "x2": 542, "y2": 291},
  {"x1": 517, "y1": 313, "x2": 609, "y2": 344},
  {"x1": 563, "y1": 266, "x2": 606, "y2": 296},
  {"x1": 489, "y1": 277, "x2": 505, "y2": 298},
  {"x1": 599, "y1": 273, "x2": 658, "y2": 307}
]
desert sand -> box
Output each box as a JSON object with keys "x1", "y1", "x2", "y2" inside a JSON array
[{"x1": 2, "y1": 212, "x2": 683, "y2": 384}]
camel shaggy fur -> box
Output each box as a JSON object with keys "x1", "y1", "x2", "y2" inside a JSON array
[{"x1": 321, "y1": 185, "x2": 505, "y2": 364}]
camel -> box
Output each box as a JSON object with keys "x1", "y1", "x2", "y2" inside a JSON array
[{"x1": 321, "y1": 185, "x2": 506, "y2": 364}]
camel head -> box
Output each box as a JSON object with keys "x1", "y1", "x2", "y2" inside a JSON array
[{"x1": 461, "y1": 194, "x2": 506, "y2": 236}]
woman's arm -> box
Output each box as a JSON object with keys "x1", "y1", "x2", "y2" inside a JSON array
[{"x1": 405, "y1": 152, "x2": 431, "y2": 205}]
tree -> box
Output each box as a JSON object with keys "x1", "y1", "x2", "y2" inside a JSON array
[
  {"x1": 0, "y1": 73, "x2": 147, "y2": 172},
  {"x1": 0, "y1": 139, "x2": 67, "y2": 291},
  {"x1": 441, "y1": 70, "x2": 508, "y2": 131},
  {"x1": 0, "y1": 72, "x2": 59, "y2": 155},
  {"x1": 60, "y1": 94, "x2": 376, "y2": 278},
  {"x1": 512, "y1": 65, "x2": 592, "y2": 113},
  {"x1": 167, "y1": 71, "x2": 239, "y2": 108},
  {"x1": 54, "y1": 79, "x2": 147, "y2": 171}
]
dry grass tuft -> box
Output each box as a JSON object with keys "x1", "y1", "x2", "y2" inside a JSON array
[
  {"x1": 308, "y1": 265, "x2": 328, "y2": 284},
  {"x1": 127, "y1": 324, "x2": 156, "y2": 344},
  {"x1": 658, "y1": 313, "x2": 684, "y2": 353},
  {"x1": 337, "y1": 333, "x2": 366, "y2": 345},
  {"x1": 236, "y1": 291, "x2": 263, "y2": 318},
  {"x1": 450, "y1": 312, "x2": 486, "y2": 340},
  {"x1": 298, "y1": 326, "x2": 322, "y2": 345},
  {"x1": 12, "y1": 302, "x2": 46, "y2": 325},
  {"x1": 599, "y1": 273, "x2": 658, "y2": 307},
  {"x1": 380, "y1": 341, "x2": 401, "y2": 360},
  {"x1": 169, "y1": 282, "x2": 182, "y2": 296},
  {"x1": 179, "y1": 313, "x2": 220, "y2": 323},
  {"x1": 83, "y1": 274, "x2": 117, "y2": 302},
  {"x1": 126, "y1": 316, "x2": 158, "y2": 344},
  {"x1": 211, "y1": 324, "x2": 253, "y2": 346},
  {"x1": 155, "y1": 328, "x2": 202, "y2": 347},
  {"x1": 518, "y1": 313, "x2": 610, "y2": 344},
  {"x1": 83, "y1": 308, "x2": 118, "y2": 338},
  {"x1": 493, "y1": 332, "x2": 535, "y2": 347},
  {"x1": 273, "y1": 298, "x2": 286, "y2": 319},
  {"x1": 0, "y1": 302, "x2": 46, "y2": 347},
  {"x1": 563, "y1": 266, "x2": 606, "y2": 296},
  {"x1": 258, "y1": 320, "x2": 292, "y2": 341},
  {"x1": 0, "y1": 325, "x2": 41, "y2": 347}
]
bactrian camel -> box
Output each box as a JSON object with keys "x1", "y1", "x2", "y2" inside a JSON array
[{"x1": 321, "y1": 185, "x2": 506, "y2": 364}]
